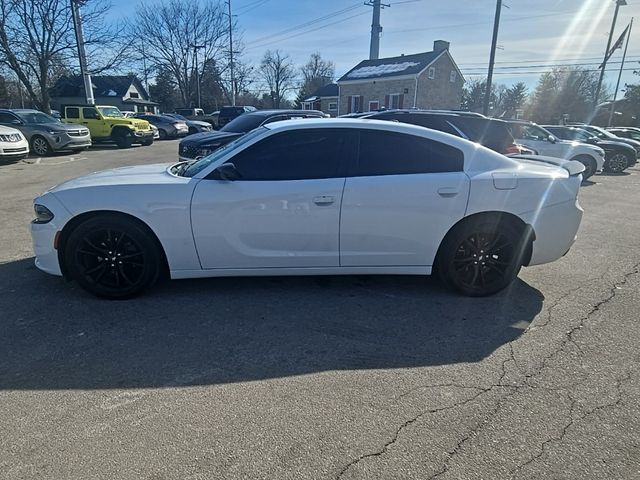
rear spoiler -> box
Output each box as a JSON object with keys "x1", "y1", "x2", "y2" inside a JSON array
[{"x1": 507, "y1": 154, "x2": 586, "y2": 177}]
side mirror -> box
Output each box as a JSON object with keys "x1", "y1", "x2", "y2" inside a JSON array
[
  {"x1": 548, "y1": 134, "x2": 557, "y2": 143},
  {"x1": 11, "y1": 119, "x2": 22, "y2": 125},
  {"x1": 213, "y1": 163, "x2": 241, "y2": 181}
]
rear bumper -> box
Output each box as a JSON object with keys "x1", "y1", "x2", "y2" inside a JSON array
[{"x1": 525, "y1": 199, "x2": 583, "y2": 266}]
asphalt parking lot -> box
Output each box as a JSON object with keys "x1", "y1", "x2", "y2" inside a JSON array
[{"x1": 1, "y1": 141, "x2": 639, "y2": 479}]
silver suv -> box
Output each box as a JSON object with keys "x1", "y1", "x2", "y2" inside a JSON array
[{"x1": 0, "y1": 109, "x2": 91, "y2": 156}]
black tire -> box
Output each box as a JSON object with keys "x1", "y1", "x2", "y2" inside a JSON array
[
  {"x1": 158, "y1": 129, "x2": 168, "y2": 140},
  {"x1": 31, "y1": 135, "x2": 53, "y2": 156},
  {"x1": 436, "y1": 217, "x2": 529, "y2": 296},
  {"x1": 113, "y1": 131, "x2": 134, "y2": 149},
  {"x1": 141, "y1": 138, "x2": 154, "y2": 146},
  {"x1": 571, "y1": 155, "x2": 596, "y2": 180},
  {"x1": 188, "y1": 127, "x2": 197, "y2": 135},
  {"x1": 604, "y1": 152, "x2": 629, "y2": 173},
  {"x1": 64, "y1": 215, "x2": 162, "y2": 299}
]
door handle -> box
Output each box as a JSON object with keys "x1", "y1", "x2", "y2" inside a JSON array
[
  {"x1": 313, "y1": 195, "x2": 335, "y2": 206},
  {"x1": 437, "y1": 187, "x2": 459, "y2": 198}
]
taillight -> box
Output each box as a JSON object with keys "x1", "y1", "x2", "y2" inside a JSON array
[{"x1": 504, "y1": 143, "x2": 520, "y2": 155}]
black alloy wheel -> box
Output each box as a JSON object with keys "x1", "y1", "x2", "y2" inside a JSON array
[
  {"x1": 604, "y1": 153, "x2": 629, "y2": 173},
  {"x1": 437, "y1": 219, "x2": 526, "y2": 296},
  {"x1": 65, "y1": 215, "x2": 162, "y2": 299},
  {"x1": 114, "y1": 132, "x2": 133, "y2": 149},
  {"x1": 31, "y1": 136, "x2": 52, "y2": 156}
]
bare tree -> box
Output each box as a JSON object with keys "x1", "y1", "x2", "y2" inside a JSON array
[
  {"x1": 259, "y1": 49, "x2": 295, "y2": 109},
  {"x1": 128, "y1": 0, "x2": 228, "y2": 107},
  {"x1": 296, "y1": 52, "x2": 334, "y2": 106},
  {"x1": 0, "y1": 0, "x2": 130, "y2": 112}
]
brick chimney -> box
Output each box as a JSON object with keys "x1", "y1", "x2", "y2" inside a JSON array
[{"x1": 433, "y1": 40, "x2": 450, "y2": 53}]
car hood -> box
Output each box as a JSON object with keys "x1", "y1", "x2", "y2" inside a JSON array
[
  {"x1": 186, "y1": 120, "x2": 211, "y2": 127},
  {"x1": 180, "y1": 130, "x2": 242, "y2": 147},
  {"x1": 594, "y1": 139, "x2": 637, "y2": 152},
  {"x1": 28, "y1": 122, "x2": 86, "y2": 132},
  {"x1": 608, "y1": 136, "x2": 640, "y2": 150},
  {"x1": 47, "y1": 163, "x2": 182, "y2": 193},
  {"x1": 0, "y1": 124, "x2": 22, "y2": 135}
]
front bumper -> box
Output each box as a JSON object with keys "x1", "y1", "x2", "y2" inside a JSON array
[
  {"x1": 524, "y1": 198, "x2": 583, "y2": 266},
  {"x1": 0, "y1": 142, "x2": 29, "y2": 159},
  {"x1": 133, "y1": 130, "x2": 155, "y2": 141},
  {"x1": 30, "y1": 194, "x2": 73, "y2": 277},
  {"x1": 45, "y1": 131, "x2": 92, "y2": 151}
]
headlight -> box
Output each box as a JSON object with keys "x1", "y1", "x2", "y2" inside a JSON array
[
  {"x1": 33, "y1": 204, "x2": 54, "y2": 224},
  {"x1": 47, "y1": 129, "x2": 62, "y2": 135}
]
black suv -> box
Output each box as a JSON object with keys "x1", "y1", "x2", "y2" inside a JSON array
[
  {"x1": 179, "y1": 109, "x2": 325, "y2": 161},
  {"x1": 217, "y1": 106, "x2": 257, "y2": 128},
  {"x1": 361, "y1": 110, "x2": 518, "y2": 155}
]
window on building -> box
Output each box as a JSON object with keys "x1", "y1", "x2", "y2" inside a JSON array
[
  {"x1": 328, "y1": 102, "x2": 337, "y2": 111},
  {"x1": 450, "y1": 70, "x2": 456, "y2": 83},
  {"x1": 129, "y1": 92, "x2": 140, "y2": 99},
  {"x1": 389, "y1": 94, "x2": 402, "y2": 109},
  {"x1": 369, "y1": 100, "x2": 380, "y2": 111},
  {"x1": 428, "y1": 67, "x2": 435, "y2": 79},
  {"x1": 350, "y1": 96, "x2": 362, "y2": 113}
]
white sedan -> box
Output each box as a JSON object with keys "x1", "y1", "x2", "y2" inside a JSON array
[{"x1": 31, "y1": 119, "x2": 584, "y2": 299}]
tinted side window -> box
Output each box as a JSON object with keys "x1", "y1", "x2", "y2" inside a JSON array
[
  {"x1": 66, "y1": 107, "x2": 80, "y2": 119},
  {"x1": 0, "y1": 112, "x2": 17, "y2": 123},
  {"x1": 355, "y1": 130, "x2": 463, "y2": 176},
  {"x1": 83, "y1": 107, "x2": 99, "y2": 119},
  {"x1": 228, "y1": 129, "x2": 352, "y2": 181}
]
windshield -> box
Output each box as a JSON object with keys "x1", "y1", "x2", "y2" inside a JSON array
[
  {"x1": 220, "y1": 114, "x2": 264, "y2": 133},
  {"x1": 182, "y1": 127, "x2": 267, "y2": 178},
  {"x1": 169, "y1": 114, "x2": 186, "y2": 120},
  {"x1": 15, "y1": 111, "x2": 58, "y2": 124},
  {"x1": 98, "y1": 107, "x2": 124, "y2": 118}
]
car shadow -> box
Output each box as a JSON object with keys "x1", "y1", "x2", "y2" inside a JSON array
[
  {"x1": 0, "y1": 258, "x2": 544, "y2": 391},
  {"x1": 598, "y1": 171, "x2": 631, "y2": 177}
]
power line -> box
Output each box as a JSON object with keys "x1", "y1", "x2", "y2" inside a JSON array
[
  {"x1": 460, "y1": 60, "x2": 639, "y2": 71},
  {"x1": 464, "y1": 68, "x2": 638, "y2": 76},
  {"x1": 245, "y1": 3, "x2": 363, "y2": 46},
  {"x1": 245, "y1": 11, "x2": 370, "y2": 51}
]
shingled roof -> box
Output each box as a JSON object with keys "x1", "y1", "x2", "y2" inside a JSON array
[
  {"x1": 337, "y1": 51, "x2": 443, "y2": 82},
  {"x1": 50, "y1": 75, "x2": 149, "y2": 99}
]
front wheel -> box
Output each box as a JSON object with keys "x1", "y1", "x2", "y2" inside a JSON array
[
  {"x1": 114, "y1": 132, "x2": 133, "y2": 149},
  {"x1": 604, "y1": 152, "x2": 629, "y2": 173},
  {"x1": 436, "y1": 218, "x2": 528, "y2": 296},
  {"x1": 31, "y1": 136, "x2": 53, "y2": 156},
  {"x1": 571, "y1": 155, "x2": 596, "y2": 180},
  {"x1": 141, "y1": 138, "x2": 154, "y2": 146},
  {"x1": 64, "y1": 215, "x2": 162, "y2": 299}
]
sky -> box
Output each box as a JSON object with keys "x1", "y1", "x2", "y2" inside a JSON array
[{"x1": 108, "y1": 0, "x2": 640, "y2": 96}]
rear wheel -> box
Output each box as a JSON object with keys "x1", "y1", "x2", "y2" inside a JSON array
[
  {"x1": 436, "y1": 218, "x2": 528, "y2": 296},
  {"x1": 31, "y1": 135, "x2": 52, "y2": 156},
  {"x1": 158, "y1": 129, "x2": 168, "y2": 140},
  {"x1": 604, "y1": 152, "x2": 629, "y2": 173},
  {"x1": 64, "y1": 215, "x2": 162, "y2": 299}
]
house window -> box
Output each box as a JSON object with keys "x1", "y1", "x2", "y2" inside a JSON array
[
  {"x1": 350, "y1": 95, "x2": 362, "y2": 113},
  {"x1": 301, "y1": 103, "x2": 311, "y2": 110},
  {"x1": 328, "y1": 102, "x2": 337, "y2": 111},
  {"x1": 389, "y1": 94, "x2": 402, "y2": 109},
  {"x1": 369, "y1": 100, "x2": 380, "y2": 111},
  {"x1": 450, "y1": 70, "x2": 456, "y2": 83},
  {"x1": 428, "y1": 67, "x2": 435, "y2": 79},
  {"x1": 130, "y1": 92, "x2": 140, "y2": 98}
]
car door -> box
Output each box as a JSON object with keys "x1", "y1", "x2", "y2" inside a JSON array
[
  {"x1": 190, "y1": 128, "x2": 354, "y2": 269},
  {"x1": 340, "y1": 129, "x2": 469, "y2": 267}
]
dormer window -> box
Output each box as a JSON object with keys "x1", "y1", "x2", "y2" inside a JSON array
[{"x1": 428, "y1": 67, "x2": 435, "y2": 79}]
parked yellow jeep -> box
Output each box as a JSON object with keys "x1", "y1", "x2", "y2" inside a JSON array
[{"x1": 61, "y1": 105, "x2": 154, "y2": 148}]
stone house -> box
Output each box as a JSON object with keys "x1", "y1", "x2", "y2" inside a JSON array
[
  {"x1": 301, "y1": 83, "x2": 339, "y2": 117},
  {"x1": 49, "y1": 76, "x2": 159, "y2": 114},
  {"x1": 336, "y1": 40, "x2": 464, "y2": 115}
]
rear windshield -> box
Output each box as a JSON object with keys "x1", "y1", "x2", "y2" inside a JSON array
[{"x1": 220, "y1": 113, "x2": 264, "y2": 133}]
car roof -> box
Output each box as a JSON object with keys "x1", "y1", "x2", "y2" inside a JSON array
[{"x1": 245, "y1": 109, "x2": 324, "y2": 117}]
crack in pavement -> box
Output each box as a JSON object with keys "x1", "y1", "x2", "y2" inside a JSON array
[
  {"x1": 509, "y1": 374, "x2": 632, "y2": 478},
  {"x1": 334, "y1": 263, "x2": 640, "y2": 479}
]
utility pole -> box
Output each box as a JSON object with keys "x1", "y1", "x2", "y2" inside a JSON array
[
  {"x1": 70, "y1": 0, "x2": 94, "y2": 105},
  {"x1": 227, "y1": 0, "x2": 236, "y2": 106},
  {"x1": 608, "y1": 18, "x2": 633, "y2": 127},
  {"x1": 595, "y1": 0, "x2": 627, "y2": 107},
  {"x1": 483, "y1": 0, "x2": 502, "y2": 116},
  {"x1": 191, "y1": 44, "x2": 205, "y2": 109},
  {"x1": 366, "y1": 0, "x2": 389, "y2": 60}
]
